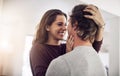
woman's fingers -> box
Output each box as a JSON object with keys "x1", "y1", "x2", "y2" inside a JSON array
[
  {"x1": 83, "y1": 5, "x2": 97, "y2": 20},
  {"x1": 84, "y1": 15, "x2": 94, "y2": 20},
  {"x1": 83, "y1": 9, "x2": 96, "y2": 16},
  {"x1": 66, "y1": 35, "x2": 74, "y2": 53},
  {"x1": 83, "y1": 5, "x2": 105, "y2": 27},
  {"x1": 69, "y1": 35, "x2": 73, "y2": 44},
  {"x1": 85, "y1": 5, "x2": 98, "y2": 12},
  {"x1": 83, "y1": 5, "x2": 98, "y2": 17}
]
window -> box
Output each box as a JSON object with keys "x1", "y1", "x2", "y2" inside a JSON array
[{"x1": 22, "y1": 35, "x2": 33, "y2": 76}]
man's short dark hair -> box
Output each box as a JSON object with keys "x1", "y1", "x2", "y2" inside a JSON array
[{"x1": 70, "y1": 4, "x2": 98, "y2": 43}]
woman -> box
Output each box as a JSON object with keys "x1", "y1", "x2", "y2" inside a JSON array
[{"x1": 30, "y1": 5, "x2": 105, "y2": 76}]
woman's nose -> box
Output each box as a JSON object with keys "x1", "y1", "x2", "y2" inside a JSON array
[{"x1": 62, "y1": 25, "x2": 67, "y2": 30}]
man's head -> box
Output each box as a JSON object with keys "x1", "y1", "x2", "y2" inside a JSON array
[{"x1": 67, "y1": 4, "x2": 98, "y2": 43}]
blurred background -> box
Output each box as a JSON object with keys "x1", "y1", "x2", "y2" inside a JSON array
[{"x1": 0, "y1": 0, "x2": 119, "y2": 76}]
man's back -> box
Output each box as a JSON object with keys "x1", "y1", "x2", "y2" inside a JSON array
[{"x1": 46, "y1": 46, "x2": 107, "y2": 76}]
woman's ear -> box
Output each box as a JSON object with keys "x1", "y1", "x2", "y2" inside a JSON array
[{"x1": 46, "y1": 25, "x2": 50, "y2": 31}]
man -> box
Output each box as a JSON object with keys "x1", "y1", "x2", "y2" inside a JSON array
[{"x1": 46, "y1": 4, "x2": 107, "y2": 76}]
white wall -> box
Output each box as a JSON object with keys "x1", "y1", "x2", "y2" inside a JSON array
[
  {"x1": 107, "y1": 17, "x2": 119, "y2": 76},
  {"x1": 79, "y1": 0, "x2": 120, "y2": 16},
  {"x1": 119, "y1": 18, "x2": 120, "y2": 76},
  {"x1": 0, "y1": 0, "x2": 3, "y2": 19}
]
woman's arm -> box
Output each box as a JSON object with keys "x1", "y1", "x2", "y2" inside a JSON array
[
  {"x1": 84, "y1": 4, "x2": 105, "y2": 52},
  {"x1": 93, "y1": 25, "x2": 104, "y2": 52},
  {"x1": 46, "y1": 57, "x2": 69, "y2": 76},
  {"x1": 92, "y1": 40, "x2": 102, "y2": 52},
  {"x1": 30, "y1": 44, "x2": 49, "y2": 76}
]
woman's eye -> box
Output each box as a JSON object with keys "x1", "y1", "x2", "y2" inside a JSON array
[{"x1": 57, "y1": 23, "x2": 62, "y2": 26}]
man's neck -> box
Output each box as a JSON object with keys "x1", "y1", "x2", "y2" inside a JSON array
[{"x1": 73, "y1": 36, "x2": 92, "y2": 49}]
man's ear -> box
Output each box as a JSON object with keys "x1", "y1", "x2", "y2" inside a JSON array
[
  {"x1": 73, "y1": 24, "x2": 77, "y2": 31},
  {"x1": 46, "y1": 25, "x2": 50, "y2": 31},
  {"x1": 72, "y1": 25, "x2": 77, "y2": 35},
  {"x1": 73, "y1": 21, "x2": 78, "y2": 31}
]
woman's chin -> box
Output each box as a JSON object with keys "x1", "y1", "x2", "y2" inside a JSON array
[{"x1": 57, "y1": 37, "x2": 64, "y2": 40}]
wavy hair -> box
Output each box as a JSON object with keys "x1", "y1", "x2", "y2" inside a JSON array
[{"x1": 33, "y1": 9, "x2": 67, "y2": 44}]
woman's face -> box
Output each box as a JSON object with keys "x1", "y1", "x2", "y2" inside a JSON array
[{"x1": 47, "y1": 15, "x2": 67, "y2": 41}]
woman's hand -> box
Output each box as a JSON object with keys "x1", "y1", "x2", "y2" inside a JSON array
[
  {"x1": 83, "y1": 5, "x2": 105, "y2": 28},
  {"x1": 66, "y1": 35, "x2": 74, "y2": 53},
  {"x1": 83, "y1": 4, "x2": 105, "y2": 41}
]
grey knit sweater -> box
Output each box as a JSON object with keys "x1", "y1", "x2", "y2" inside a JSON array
[{"x1": 46, "y1": 46, "x2": 107, "y2": 76}]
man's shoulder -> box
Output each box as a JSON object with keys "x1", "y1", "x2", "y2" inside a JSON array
[
  {"x1": 47, "y1": 55, "x2": 70, "y2": 72},
  {"x1": 49, "y1": 54, "x2": 71, "y2": 69},
  {"x1": 52, "y1": 50, "x2": 78, "y2": 64},
  {"x1": 51, "y1": 55, "x2": 66, "y2": 64}
]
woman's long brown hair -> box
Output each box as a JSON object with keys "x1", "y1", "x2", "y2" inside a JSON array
[{"x1": 33, "y1": 9, "x2": 67, "y2": 44}]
